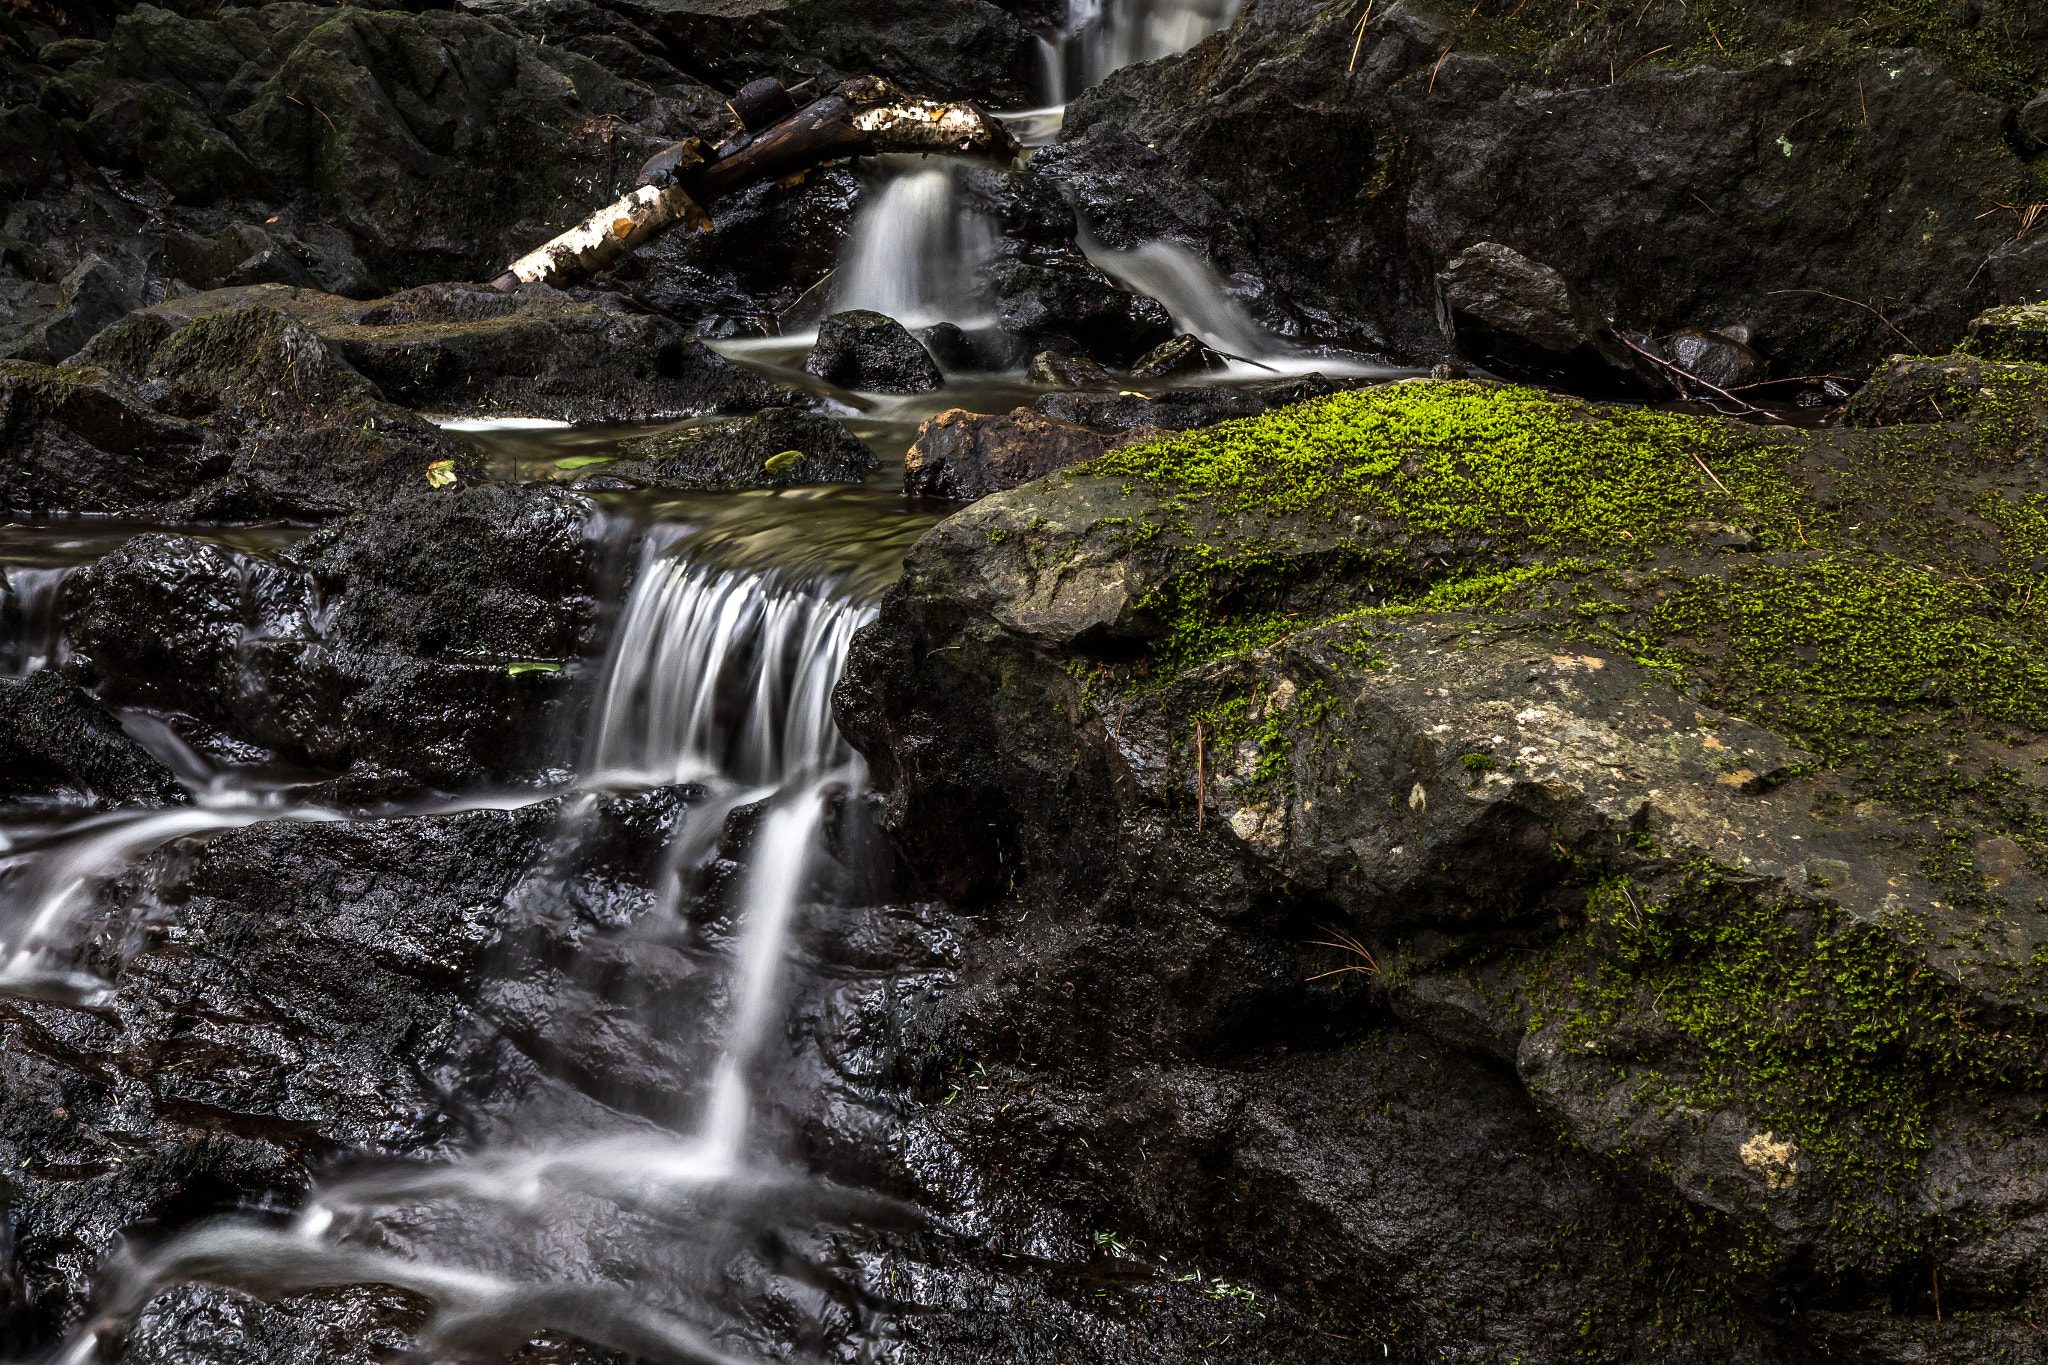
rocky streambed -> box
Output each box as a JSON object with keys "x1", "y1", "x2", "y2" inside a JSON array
[{"x1": 7, "y1": 0, "x2": 2048, "y2": 1361}]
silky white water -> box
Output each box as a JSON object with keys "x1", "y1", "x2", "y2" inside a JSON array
[
  {"x1": 24, "y1": 536, "x2": 882, "y2": 1364},
  {"x1": 829, "y1": 159, "x2": 1000, "y2": 332}
]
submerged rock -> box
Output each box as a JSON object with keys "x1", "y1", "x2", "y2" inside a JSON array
[
  {"x1": 1665, "y1": 325, "x2": 1766, "y2": 390},
  {"x1": 1025, "y1": 348, "x2": 1119, "y2": 388},
  {"x1": 0, "y1": 671, "x2": 187, "y2": 809},
  {"x1": 1128, "y1": 333, "x2": 1230, "y2": 380},
  {"x1": 994, "y1": 256, "x2": 1174, "y2": 365},
  {"x1": 602, "y1": 407, "x2": 879, "y2": 488},
  {"x1": 805, "y1": 309, "x2": 944, "y2": 393}
]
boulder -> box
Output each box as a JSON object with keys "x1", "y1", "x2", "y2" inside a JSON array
[
  {"x1": 904, "y1": 407, "x2": 1112, "y2": 499},
  {"x1": 1026, "y1": 348, "x2": 1119, "y2": 388},
  {"x1": 1664, "y1": 326, "x2": 1766, "y2": 390},
  {"x1": 914, "y1": 320, "x2": 980, "y2": 370},
  {"x1": 0, "y1": 671, "x2": 188, "y2": 808},
  {"x1": 1435, "y1": 242, "x2": 1664, "y2": 399},
  {"x1": 0, "y1": 254, "x2": 134, "y2": 365},
  {"x1": 832, "y1": 369, "x2": 2048, "y2": 1359},
  {"x1": 130, "y1": 283, "x2": 802, "y2": 421},
  {"x1": 599, "y1": 407, "x2": 879, "y2": 488},
  {"x1": 1128, "y1": 333, "x2": 1230, "y2": 380},
  {"x1": 994, "y1": 256, "x2": 1174, "y2": 365},
  {"x1": 61, "y1": 483, "x2": 601, "y2": 796},
  {"x1": 804, "y1": 309, "x2": 944, "y2": 393},
  {"x1": 1034, "y1": 0, "x2": 2044, "y2": 373},
  {"x1": 1962, "y1": 301, "x2": 2048, "y2": 363}
]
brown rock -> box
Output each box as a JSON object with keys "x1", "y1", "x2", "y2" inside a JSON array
[{"x1": 904, "y1": 407, "x2": 1111, "y2": 500}]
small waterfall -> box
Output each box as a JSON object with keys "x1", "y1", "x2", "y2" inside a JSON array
[
  {"x1": 0, "y1": 565, "x2": 74, "y2": 676},
  {"x1": 829, "y1": 159, "x2": 999, "y2": 330},
  {"x1": 1039, "y1": 0, "x2": 1247, "y2": 101},
  {"x1": 49, "y1": 538, "x2": 884, "y2": 1363},
  {"x1": 1085, "y1": 235, "x2": 1280, "y2": 359}
]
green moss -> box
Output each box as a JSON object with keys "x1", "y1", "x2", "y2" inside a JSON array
[{"x1": 1539, "y1": 861, "x2": 2048, "y2": 1268}]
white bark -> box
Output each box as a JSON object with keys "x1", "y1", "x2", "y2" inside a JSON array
[{"x1": 500, "y1": 182, "x2": 707, "y2": 289}]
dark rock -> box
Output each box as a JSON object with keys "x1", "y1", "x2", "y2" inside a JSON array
[
  {"x1": 1436, "y1": 242, "x2": 1664, "y2": 399},
  {"x1": 1664, "y1": 326, "x2": 1766, "y2": 390},
  {"x1": 1128, "y1": 333, "x2": 1229, "y2": 380},
  {"x1": 914, "y1": 321, "x2": 980, "y2": 371},
  {"x1": 60, "y1": 304, "x2": 467, "y2": 522},
  {"x1": 805, "y1": 309, "x2": 944, "y2": 393},
  {"x1": 831, "y1": 374, "x2": 2048, "y2": 1360},
  {"x1": 1036, "y1": 0, "x2": 2038, "y2": 373},
  {"x1": 994, "y1": 255, "x2": 1173, "y2": 365},
  {"x1": 601, "y1": 407, "x2": 879, "y2": 488},
  {"x1": 2022, "y1": 89, "x2": 2048, "y2": 146},
  {"x1": 1034, "y1": 373, "x2": 1366, "y2": 431},
  {"x1": 1838, "y1": 351, "x2": 2048, "y2": 427},
  {"x1": 129, "y1": 282, "x2": 801, "y2": 421},
  {"x1": 0, "y1": 254, "x2": 134, "y2": 365},
  {"x1": 1962, "y1": 301, "x2": 2048, "y2": 363},
  {"x1": 62, "y1": 483, "x2": 600, "y2": 793},
  {"x1": 1026, "y1": 348, "x2": 1119, "y2": 388},
  {"x1": 903, "y1": 407, "x2": 1110, "y2": 499},
  {"x1": 0, "y1": 671, "x2": 187, "y2": 808}
]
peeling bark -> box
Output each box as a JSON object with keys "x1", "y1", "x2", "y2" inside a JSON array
[{"x1": 489, "y1": 77, "x2": 1018, "y2": 292}]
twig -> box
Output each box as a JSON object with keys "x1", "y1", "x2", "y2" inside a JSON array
[
  {"x1": 1725, "y1": 372, "x2": 1857, "y2": 391},
  {"x1": 1195, "y1": 720, "x2": 1205, "y2": 833},
  {"x1": 1858, "y1": 74, "x2": 1869, "y2": 127},
  {"x1": 1348, "y1": 0, "x2": 1375, "y2": 73},
  {"x1": 1689, "y1": 192, "x2": 1717, "y2": 216},
  {"x1": 1427, "y1": 42, "x2": 1454, "y2": 93},
  {"x1": 1612, "y1": 329, "x2": 1787, "y2": 423},
  {"x1": 1615, "y1": 44, "x2": 1673, "y2": 82},
  {"x1": 1209, "y1": 346, "x2": 1281, "y2": 373},
  {"x1": 285, "y1": 93, "x2": 339, "y2": 137},
  {"x1": 1689, "y1": 448, "x2": 1731, "y2": 495},
  {"x1": 1704, "y1": 18, "x2": 1726, "y2": 51},
  {"x1": 1766, "y1": 288, "x2": 1917, "y2": 351}
]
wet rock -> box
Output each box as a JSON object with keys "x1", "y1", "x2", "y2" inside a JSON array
[
  {"x1": 1128, "y1": 333, "x2": 1229, "y2": 380},
  {"x1": 1837, "y1": 350, "x2": 2048, "y2": 428},
  {"x1": 0, "y1": 671, "x2": 187, "y2": 809},
  {"x1": 1435, "y1": 242, "x2": 1664, "y2": 399},
  {"x1": 805, "y1": 309, "x2": 944, "y2": 393},
  {"x1": 1963, "y1": 300, "x2": 2048, "y2": 363},
  {"x1": 1037, "y1": 1, "x2": 2036, "y2": 372},
  {"x1": 1026, "y1": 348, "x2": 1119, "y2": 388},
  {"x1": 994, "y1": 256, "x2": 1173, "y2": 365},
  {"x1": 0, "y1": 360, "x2": 222, "y2": 515},
  {"x1": 136, "y1": 282, "x2": 801, "y2": 421},
  {"x1": 0, "y1": 254, "x2": 135, "y2": 365},
  {"x1": 1665, "y1": 326, "x2": 1766, "y2": 390},
  {"x1": 2023, "y1": 89, "x2": 2048, "y2": 146},
  {"x1": 1034, "y1": 373, "x2": 1366, "y2": 431},
  {"x1": 602, "y1": 407, "x2": 879, "y2": 488},
  {"x1": 57, "y1": 304, "x2": 466, "y2": 522},
  {"x1": 834, "y1": 376, "x2": 2048, "y2": 1359},
  {"x1": 914, "y1": 321, "x2": 980, "y2": 371},
  {"x1": 62, "y1": 483, "x2": 601, "y2": 794},
  {"x1": 903, "y1": 407, "x2": 1110, "y2": 499}
]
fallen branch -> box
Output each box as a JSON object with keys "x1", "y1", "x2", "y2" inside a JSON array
[
  {"x1": 490, "y1": 77, "x2": 1019, "y2": 291},
  {"x1": 1612, "y1": 329, "x2": 1787, "y2": 424}
]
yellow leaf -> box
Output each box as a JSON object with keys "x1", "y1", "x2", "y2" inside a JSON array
[
  {"x1": 426, "y1": 459, "x2": 457, "y2": 488},
  {"x1": 761, "y1": 449, "x2": 804, "y2": 474}
]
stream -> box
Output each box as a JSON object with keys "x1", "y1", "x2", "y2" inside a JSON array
[{"x1": 0, "y1": 2, "x2": 1390, "y2": 1359}]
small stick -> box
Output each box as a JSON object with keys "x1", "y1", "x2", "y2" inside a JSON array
[
  {"x1": 1689, "y1": 192, "x2": 1717, "y2": 216},
  {"x1": 1427, "y1": 43, "x2": 1453, "y2": 93},
  {"x1": 1858, "y1": 74, "x2": 1869, "y2": 127},
  {"x1": 1689, "y1": 449, "x2": 1731, "y2": 496},
  {"x1": 1195, "y1": 721, "x2": 1206, "y2": 832},
  {"x1": 1612, "y1": 329, "x2": 1787, "y2": 423}
]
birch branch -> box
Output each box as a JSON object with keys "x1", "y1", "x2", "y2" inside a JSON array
[{"x1": 489, "y1": 77, "x2": 1018, "y2": 292}]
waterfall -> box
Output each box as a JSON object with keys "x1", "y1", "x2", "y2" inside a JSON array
[
  {"x1": 41, "y1": 536, "x2": 884, "y2": 1363},
  {"x1": 828, "y1": 159, "x2": 999, "y2": 330},
  {"x1": 1039, "y1": 0, "x2": 1247, "y2": 101},
  {"x1": 1, "y1": 565, "x2": 74, "y2": 677},
  {"x1": 1083, "y1": 235, "x2": 1279, "y2": 358}
]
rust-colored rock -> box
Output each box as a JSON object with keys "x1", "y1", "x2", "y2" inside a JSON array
[{"x1": 904, "y1": 406, "x2": 1114, "y2": 501}]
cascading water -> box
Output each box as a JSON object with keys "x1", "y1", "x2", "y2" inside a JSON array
[
  {"x1": 0, "y1": 566, "x2": 73, "y2": 677},
  {"x1": 31, "y1": 533, "x2": 886, "y2": 1364},
  {"x1": 1042, "y1": 0, "x2": 1247, "y2": 99},
  {"x1": 828, "y1": 159, "x2": 999, "y2": 332}
]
